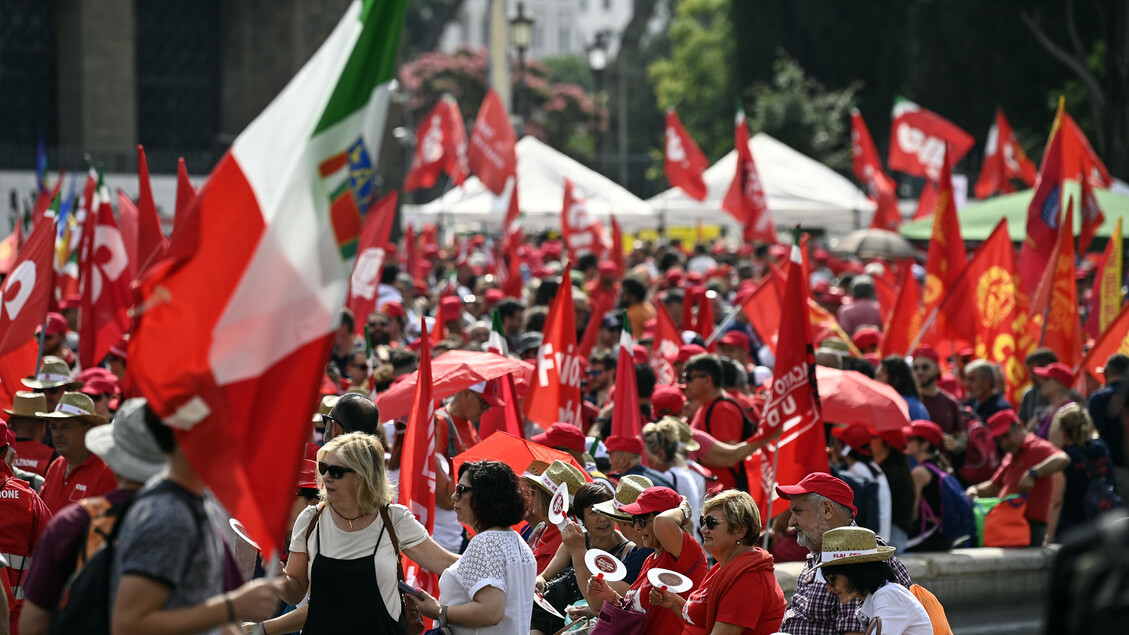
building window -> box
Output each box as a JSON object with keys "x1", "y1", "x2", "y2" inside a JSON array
[
  {"x1": 0, "y1": 1, "x2": 58, "y2": 168},
  {"x1": 558, "y1": 23, "x2": 570, "y2": 52}
]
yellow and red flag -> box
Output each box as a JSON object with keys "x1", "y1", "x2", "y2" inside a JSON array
[
  {"x1": 1085, "y1": 216, "x2": 1123, "y2": 340},
  {"x1": 1030, "y1": 201, "x2": 1082, "y2": 367},
  {"x1": 921, "y1": 146, "x2": 966, "y2": 345}
]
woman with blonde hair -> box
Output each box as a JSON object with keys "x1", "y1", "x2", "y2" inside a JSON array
[
  {"x1": 278, "y1": 432, "x2": 458, "y2": 633},
  {"x1": 1054, "y1": 403, "x2": 1124, "y2": 538},
  {"x1": 643, "y1": 417, "x2": 703, "y2": 534},
  {"x1": 650, "y1": 490, "x2": 785, "y2": 634}
]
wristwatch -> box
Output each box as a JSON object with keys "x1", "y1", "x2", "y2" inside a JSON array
[{"x1": 1027, "y1": 468, "x2": 1039, "y2": 481}]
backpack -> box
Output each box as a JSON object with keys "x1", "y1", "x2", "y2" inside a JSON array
[
  {"x1": 909, "y1": 583, "x2": 953, "y2": 635},
  {"x1": 956, "y1": 420, "x2": 1000, "y2": 486},
  {"x1": 920, "y1": 462, "x2": 977, "y2": 548},
  {"x1": 704, "y1": 396, "x2": 757, "y2": 491},
  {"x1": 48, "y1": 482, "x2": 205, "y2": 635}
]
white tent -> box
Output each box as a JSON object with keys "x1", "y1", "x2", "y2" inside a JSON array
[
  {"x1": 647, "y1": 133, "x2": 875, "y2": 235},
  {"x1": 404, "y1": 136, "x2": 659, "y2": 232}
]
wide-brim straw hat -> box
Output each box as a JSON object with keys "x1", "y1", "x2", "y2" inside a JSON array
[
  {"x1": 812, "y1": 526, "x2": 896, "y2": 581},
  {"x1": 22, "y1": 356, "x2": 83, "y2": 390},
  {"x1": 37, "y1": 391, "x2": 109, "y2": 426},
  {"x1": 593, "y1": 474, "x2": 653, "y2": 521},
  {"x1": 4, "y1": 391, "x2": 46, "y2": 418},
  {"x1": 521, "y1": 459, "x2": 587, "y2": 499}
]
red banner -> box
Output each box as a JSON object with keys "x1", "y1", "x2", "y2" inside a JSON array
[
  {"x1": 724, "y1": 109, "x2": 775, "y2": 242},
  {"x1": 888, "y1": 98, "x2": 975, "y2": 180},
  {"x1": 560, "y1": 179, "x2": 610, "y2": 262},
  {"x1": 468, "y1": 89, "x2": 517, "y2": 195},
  {"x1": 664, "y1": 108, "x2": 709, "y2": 200},
  {"x1": 346, "y1": 192, "x2": 398, "y2": 335},
  {"x1": 523, "y1": 267, "x2": 583, "y2": 428},
  {"x1": 974, "y1": 110, "x2": 1036, "y2": 199},
  {"x1": 851, "y1": 110, "x2": 901, "y2": 230}
]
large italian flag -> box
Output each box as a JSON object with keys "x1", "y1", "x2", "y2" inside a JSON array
[{"x1": 131, "y1": 0, "x2": 407, "y2": 557}]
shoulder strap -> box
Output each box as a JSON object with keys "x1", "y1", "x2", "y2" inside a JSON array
[
  {"x1": 704, "y1": 395, "x2": 756, "y2": 439},
  {"x1": 304, "y1": 502, "x2": 326, "y2": 546},
  {"x1": 378, "y1": 505, "x2": 414, "y2": 623}
]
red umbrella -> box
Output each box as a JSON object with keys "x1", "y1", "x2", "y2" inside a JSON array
[
  {"x1": 375, "y1": 351, "x2": 533, "y2": 421},
  {"x1": 815, "y1": 366, "x2": 910, "y2": 431},
  {"x1": 451, "y1": 431, "x2": 591, "y2": 481}
]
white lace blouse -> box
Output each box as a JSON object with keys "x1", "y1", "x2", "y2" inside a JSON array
[{"x1": 436, "y1": 529, "x2": 536, "y2": 635}]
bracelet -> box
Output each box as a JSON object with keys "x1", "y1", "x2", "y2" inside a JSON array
[
  {"x1": 439, "y1": 605, "x2": 449, "y2": 628},
  {"x1": 260, "y1": 622, "x2": 269, "y2": 635},
  {"x1": 223, "y1": 594, "x2": 236, "y2": 623}
]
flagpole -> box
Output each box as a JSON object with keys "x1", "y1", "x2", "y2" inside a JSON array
[
  {"x1": 1038, "y1": 305, "x2": 1051, "y2": 347},
  {"x1": 34, "y1": 315, "x2": 48, "y2": 375},
  {"x1": 704, "y1": 302, "x2": 744, "y2": 347},
  {"x1": 905, "y1": 304, "x2": 941, "y2": 354},
  {"x1": 761, "y1": 444, "x2": 780, "y2": 550}
]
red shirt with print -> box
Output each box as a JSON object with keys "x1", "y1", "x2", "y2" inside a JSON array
[
  {"x1": 38, "y1": 454, "x2": 117, "y2": 515},
  {"x1": 0, "y1": 461, "x2": 52, "y2": 635},
  {"x1": 11, "y1": 439, "x2": 57, "y2": 477}
]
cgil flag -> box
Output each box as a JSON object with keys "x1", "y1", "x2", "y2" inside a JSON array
[
  {"x1": 346, "y1": 192, "x2": 398, "y2": 337},
  {"x1": 664, "y1": 107, "x2": 709, "y2": 201},
  {"x1": 0, "y1": 197, "x2": 57, "y2": 360},
  {"x1": 130, "y1": 0, "x2": 409, "y2": 557},
  {"x1": 888, "y1": 97, "x2": 975, "y2": 181},
  {"x1": 850, "y1": 109, "x2": 901, "y2": 231},
  {"x1": 1079, "y1": 293, "x2": 1129, "y2": 382},
  {"x1": 560, "y1": 179, "x2": 610, "y2": 263},
  {"x1": 524, "y1": 265, "x2": 583, "y2": 429},
  {"x1": 468, "y1": 89, "x2": 517, "y2": 195},
  {"x1": 1030, "y1": 200, "x2": 1082, "y2": 367},
  {"x1": 1020, "y1": 118, "x2": 1066, "y2": 299},
  {"x1": 724, "y1": 107, "x2": 776, "y2": 243},
  {"x1": 79, "y1": 172, "x2": 133, "y2": 370},
  {"x1": 403, "y1": 95, "x2": 468, "y2": 191}
]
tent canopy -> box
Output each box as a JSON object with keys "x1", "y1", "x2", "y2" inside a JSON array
[
  {"x1": 647, "y1": 132, "x2": 875, "y2": 235},
  {"x1": 898, "y1": 182, "x2": 1129, "y2": 243},
  {"x1": 404, "y1": 136, "x2": 658, "y2": 232}
]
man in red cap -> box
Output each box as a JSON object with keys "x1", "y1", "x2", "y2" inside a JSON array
[
  {"x1": 965, "y1": 410, "x2": 1069, "y2": 545},
  {"x1": 674, "y1": 344, "x2": 706, "y2": 381},
  {"x1": 717, "y1": 330, "x2": 752, "y2": 366},
  {"x1": 1018, "y1": 350, "x2": 1083, "y2": 428},
  {"x1": 36, "y1": 312, "x2": 75, "y2": 368},
  {"x1": 1030, "y1": 362, "x2": 1079, "y2": 440},
  {"x1": 605, "y1": 435, "x2": 673, "y2": 490},
  {"x1": 777, "y1": 473, "x2": 913, "y2": 635},
  {"x1": 78, "y1": 368, "x2": 120, "y2": 419},
  {"x1": 532, "y1": 422, "x2": 588, "y2": 468},
  {"x1": 851, "y1": 326, "x2": 881, "y2": 355},
  {"x1": 911, "y1": 346, "x2": 966, "y2": 459},
  {"x1": 0, "y1": 420, "x2": 52, "y2": 635}
]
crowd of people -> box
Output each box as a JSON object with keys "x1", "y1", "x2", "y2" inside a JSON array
[{"x1": 2, "y1": 234, "x2": 1127, "y2": 635}]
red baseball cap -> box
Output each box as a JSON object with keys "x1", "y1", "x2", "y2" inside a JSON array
[
  {"x1": 775, "y1": 473, "x2": 858, "y2": 517},
  {"x1": 531, "y1": 422, "x2": 586, "y2": 454},
  {"x1": 719, "y1": 330, "x2": 750, "y2": 351},
  {"x1": 1033, "y1": 362, "x2": 1074, "y2": 386},
  {"x1": 875, "y1": 427, "x2": 907, "y2": 450},
  {"x1": 484, "y1": 288, "x2": 505, "y2": 304},
  {"x1": 652, "y1": 386, "x2": 686, "y2": 416},
  {"x1": 36, "y1": 312, "x2": 68, "y2": 336},
  {"x1": 0, "y1": 420, "x2": 15, "y2": 447},
  {"x1": 297, "y1": 459, "x2": 319, "y2": 490},
  {"x1": 987, "y1": 409, "x2": 1020, "y2": 438},
  {"x1": 381, "y1": 301, "x2": 406, "y2": 320},
  {"x1": 598, "y1": 261, "x2": 618, "y2": 276},
  {"x1": 440, "y1": 296, "x2": 463, "y2": 321},
  {"x1": 79, "y1": 374, "x2": 119, "y2": 397},
  {"x1": 604, "y1": 435, "x2": 644, "y2": 455},
  {"x1": 911, "y1": 346, "x2": 940, "y2": 364},
  {"x1": 632, "y1": 345, "x2": 649, "y2": 365},
  {"x1": 830, "y1": 425, "x2": 873, "y2": 456},
  {"x1": 677, "y1": 344, "x2": 707, "y2": 363},
  {"x1": 618, "y1": 486, "x2": 681, "y2": 516},
  {"x1": 906, "y1": 420, "x2": 943, "y2": 447},
  {"x1": 852, "y1": 327, "x2": 881, "y2": 350}
]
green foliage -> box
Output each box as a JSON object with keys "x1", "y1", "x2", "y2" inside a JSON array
[
  {"x1": 744, "y1": 52, "x2": 861, "y2": 175},
  {"x1": 539, "y1": 55, "x2": 597, "y2": 93}
]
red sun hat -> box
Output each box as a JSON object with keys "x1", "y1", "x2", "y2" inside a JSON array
[
  {"x1": 775, "y1": 473, "x2": 858, "y2": 518},
  {"x1": 618, "y1": 486, "x2": 681, "y2": 516},
  {"x1": 1033, "y1": 362, "x2": 1074, "y2": 386},
  {"x1": 987, "y1": 409, "x2": 1020, "y2": 438},
  {"x1": 531, "y1": 422, "x2": 587, "y2": 454},
  {"x1": 852, "y1": 327, "x2": 881, "y2": 350},
  {"x1": 604, "y1": 435, "x2": 644, "y2": 456},
  {"x1": 907, "y1": 420, "x2": 944, "y2": 447},
  {"x1": 36, "y1": 312, "x2": 69, "y2": 336},
  {"x1": 875, "y1": 427, "x2": 907, "y2": 451}
]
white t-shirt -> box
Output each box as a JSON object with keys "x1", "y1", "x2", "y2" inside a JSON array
[
  {"x1": 857, "y1": 582, "x2": 933, "y2": 635},
  {"x1": 437, "y1": 529, "x2": 536, "y2": 635},
  {"x1": 290, "y1": 503, "x2": 428, "y2": 620},
  {"x1": 665, "y1": 465, "x2": 702, "y2": 535}
]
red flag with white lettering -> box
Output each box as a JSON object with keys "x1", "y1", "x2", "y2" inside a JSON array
[
  {"x1": 850, "y1": 110, "x2": 901, "y2": 230},
  {"x1": 664, "y1": 108, "x2": 709, "y2": 201},
  {"x1": 524, "y1": 266, "x2": 583, "y2": 429},
  {"x1": 560, "y1": 179, "x2": 610, "y2": 262},
  {"x1": 78, "y1": 173, "x2": 133, "y2": 369},
  {"x1": 724, "y1": 108, "x2": 776, "y2": 242},
  {"x1": 403, "y1": 100, "x2": 452, "y2": 192},
  {"x1": 888, "y1": 97, "x2": 975, "y2": 180},
  {"x1": 0, "y1": 200, "x2": 56, "y2": 359},
  {"x1": 346, "y1": 192, "x2": 398, "y2": 336},
  {"x1": 468, "y1": 89, "x2": 517, "y2": 195},
  {"x1": 650, "y1": 301, "x2": 681, "y2": 386}
]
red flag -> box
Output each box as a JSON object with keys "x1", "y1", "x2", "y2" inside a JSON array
[
  {"x1": 650, "y1": 301, "x2": 681, "y2": 386},
  {"x1": 696, "y1": 290, "x2": 716, "y2": 351},
  {"x1": 609, "y1": 214, "x2": 624, "y2": 275},
  {"x1": 611, "y1": 326, "x2": 642, "y2": 440},
  {"x1": 1078, "y1": 177, "x2": 1105, "y2": 255},
  {"x1": 118, "y1": 191, "x2": 142, "y2": 275},
  {"x1": 0, "y1": 205, "x2": 56, "y2": 359},
  {"x1": 480, "y1": 314, "x2": 524, "y2": 439},
  {"x1": 1019, "y1": 123, "x2": 1066, "y2": 299},
  {"x1": 467, "y1": 89, "x2": 517, "y2": 195},
  {"x1": 724, "y1": 108, "x2": 776, "y2": 243},
  {"x1": 524, "y1": 267, "x2": 583, "y2": 428},
  {"x1": 398, "y1": 317, "x2": 438, "y2": 592},
  {"x1": 1085, "y1": 217, "x2": 1122, "y2": 339},
  {"x1": 1080, "y1": 296, "x2": 1129, "y2": 382},
  {"x1": 740, "y1": 272, "x2": 784, "y2": 354},
  {"x1": 912, "y1": 181, "x2": 937, "y2": 221},
  {"x1": 441, "y1": 95, "x2": 469, "y2": 186},
  {"x1": 888, "y1": 98, "x2": 975, "y2": 180},
  {"x1": 663, "y1": 108, "x2": 709, "y2": 200},
  {"x1": 347, "y1": 192, "x2": 398, "y2": 336},
  {"x1": 975, "y1": 110, "x2": 1037, "y2": 199},
  {"x1": 78, "y1": 174, "x2": 132, "y2": 369},
  {"x1": 561, "y1": 179, "x2": 610, "y2": 262},
  {"x1": 403, "y1": 99, "x2": 452, "y2": 191},
  {"x1": 879, "y1": 270, "x2": 923, "y2": 357},
  {"x1": 578, "y1": 287, "x2": 615, "y2": 359},
  {"x1": 1030, "y1": 201, "x2": 1081, "y2": 367},
  {"x1": 921, "y1": 146, "x2": 966, "y2": 339},
  {"x1": 1062, "y1": 112, "x2": 1113, "y2": 189},
  {"x1": 0, "y1": 340, "x2": 39, "y2": 414},
  {"x1": 850, "y1": 110, "x2": 901, "y2": 230},
  {"x1": 135, "y1": 145, "x2": 169, "y2": 275},
  {"x1": 167, "y1": 158, "x2": 199, "y2": 265}
]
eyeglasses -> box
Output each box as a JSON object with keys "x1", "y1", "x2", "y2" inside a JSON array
[
  {"x1": 318, "y1": 461, "x2": 355, "y2": 480},
  {"x1": 37, "y1": 386, "x2": 65, "y2": 395},
  {"x1": 472, "y1": 394, "x2": 492, "y2": 411},
  {"x1": 586, "y1": 369, "x2": 604, "y2": 377},
  {"x1": 454, "y1": 484, "x2": 475, "y2": 500},
  {"x1": 322, "y1": 413, "x2": 340, "y2": 427},
  {"x1": 699, "y1": 515, "x2": 722, "y2": 531},
  {"x1": 631, "y1": 513, "x2": 655, "y2": 529}
]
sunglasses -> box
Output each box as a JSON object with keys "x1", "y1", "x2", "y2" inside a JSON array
[
  {"x1": 321, "y1": 413, "x2": 340, "y2": 427},
  {"x1": 699, "y1": 515, "x2": 722, "y2": 531},
  {"x1": 454, "y1": 484, "x2": 475, "y2": 500},
  {"x1": 631, "y1": 513, "x2": 655, "y2": 529},
  {"x1": 318, "y1": 461, "x2": 355, "y2": 480}
]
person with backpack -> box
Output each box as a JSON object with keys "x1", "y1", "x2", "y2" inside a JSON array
[
  {"x1": 19, "y1": 399, "x2": 168, "y2": 635},
  {"x1": 684, "y1": 354, "x2": 759, "y2": 491},
  {"x1": 905, "y1": 420, "x2": 975, "y2": 551},
  {"x1": 1054, "y1": 404, "x2": 1124, "y2": 539},
  {"x1": 829, "y1": 424, "x2": 892, "y2": 541},
  {"x1": 0, "y1": 420, "x2": 52, "y2": 635}
]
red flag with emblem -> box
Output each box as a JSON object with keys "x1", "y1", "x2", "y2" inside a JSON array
[
  {"x1": 1086, "y1": 217, "x2": 1122, "y2": 340},
  {"x1": 524, "y1": 266, "x2": 583, "y2": 429},
  {"x1": 134, "y1": 145, "x2": 169, "y2": 275},
  {"x1": 850, "y1": 110, "x2": 901, "y2": 230},
  {"x1": 1078, "y1": 177, "x2": 1105, "y2": 255},
  {"x1": 724, "y1": 108, "x2": 776, "y2": 242},
  {"x1": 1062, "y1": 112, "x2": 1113, "y2": 189},
  {"x1": 664, "y1": 108, "x2": 709, "y2": 200},
  {"x1": 403, "y1": 99, "x2": 452, "y2": 192},
  {"x1": 468, "y1": 89, "x2": 517, "y2": 196},
  {"x1": 1030, "y1": 200, "x2": 1081, "y2": 367},
  {"x1": 0, "y1": 202, "x2": 56, "y2": 359},
  {"x1": 399, "y1": 317, "x2": 438, "y2": 593},
  {"x1": 1019, "y1": 121, "x2": 1066, "y2": 299},
  {"x1": 888, "y1": 97, "x2": 975, "y2": 180},
  {"x1": 879, "y1": 269, "x2": 923, "y2": 357},
  {"x1": 560, "y1": 179, "x2": 610, "y2": 262},
  {"x1": 347, "y1": 192, "x2": 398, "y2": 336},
  {"x1": 79, "y1": 173, "x2": 132, "y2": 369},
  {"x1": 975, "y1": 110, "x2": 1037, "y2": 199}
]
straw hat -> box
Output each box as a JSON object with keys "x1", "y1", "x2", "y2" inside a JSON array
[
  {"x1": 663, "y1": 416, "x2": 700, "y2": 452},
  {"x1": 812, "y1": 526, "x2": 895, "y2": 582},
  {"x1": 22, "y1": 356, "x2": 83, "y2": 390},
  {"x1": 312, "y1": 395, "x2": 340, "y2": 423},
  {"x1": 521, "y1": 459, "x2": 587, "y2": 499},
  {"x1": 37, "y1": 392, "x2": 109, "y2": 426},
  {"x1": 592, "y1": 475, "x2": 653, "y2": 521},
  {"x1": 3, "y1": 391, "x2": 46, "y2": 418}
]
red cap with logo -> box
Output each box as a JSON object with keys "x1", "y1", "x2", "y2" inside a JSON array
[{"x1": 618, "y1": 486, "x2": 681, "y2": 516}]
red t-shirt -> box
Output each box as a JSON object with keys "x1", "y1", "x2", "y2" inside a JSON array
[
  {"x1": 11, "y1": 439, "x2": 57, "y2": 477},
  {"x1": 622, "y1": 529, "x2": 707, "y2": 635},
  {"x1": 991, "y1": 433, "x2": 1061, "y2": 523},
  {"x1": 680, "y1": 549, "x2": 785, "y2": 635},
  {"x1": 38, "y1": 454, "x2": 117, "y2": 515},
  {"x1": 434, "y1": 408, "x2": 481, "y2": 458},
  {"x1": 691, "y1": 394, "x2": 745, "y2": 490},
  {"x1": 1, "y1": 462, "x2": 53, "y2": 635}
]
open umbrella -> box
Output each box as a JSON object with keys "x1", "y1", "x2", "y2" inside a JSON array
[
  {"x1": 451, "y1": 431, "x2": 591, "y2": 481},
  {"x1": 375, "y1": 351, "x2": 533, "y2": 421},
  {"x1": 831, "y1": 228, "x2": 917, "y2": 260},
  {"x1": 816, "y1": 366, "x2": 910, "y2": 431}
]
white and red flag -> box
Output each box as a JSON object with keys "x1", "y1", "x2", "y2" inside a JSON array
[
  {"x1": 650, "y1": 301, "x2": 681, "y2": 386},
  {"x1": 974, "y1": 110, "x2": 1036, "y2": 199},
  {"x1": 850, "y1": 110, "x2": 901, "y2": 230},
  {"x1": 129, "y1": 0, "x2": 409, "y2": 557},
  {"x1": 441, "y1": 95, "x2": 469, "y2": 186},
  {"x1": 888, "y1": 97, "x2": 975, "y2": 180},
  {"x1": 403, "y1": 95, "x2": 467, "y2": 192},
  {"x1": 723, "y1": 108, "x2": 775, "y2": 243},
  {"x1": 78, "y1": 172, "x2": 132, "y2": 370},
  {"x1": 0, "y1": 197, "x2": 56, "y2": 359},
  {"x1": 468, "y1": 89, "x2": 517, "y2": 195},
  {"x1": 524, "y1": 266, "x2": 583, "y2": 429},
  {"x1": 561, "y1": 179, "x2": 610, "y2": 262},
  {"x1": 664, "y1": 107, "x2": 709, "y2": 200},
  {"x1": 347, "y1": 192, "x2": 398, "y2": 336}
]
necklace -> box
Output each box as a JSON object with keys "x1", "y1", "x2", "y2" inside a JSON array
[{"x1": 330, "y1": 504, "x2": 368, "y2": 530}]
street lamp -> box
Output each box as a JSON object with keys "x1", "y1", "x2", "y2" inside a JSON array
[
  {"x1": 586, "y1": 31, "x2": 610, "y2": 173},
  {"x1": 509, "y1": 2, "x2": 533, "y2": 136}
]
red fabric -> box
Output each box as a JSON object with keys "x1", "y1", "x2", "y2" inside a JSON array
[
  {"x1": 975, "y1": 110, "x2": 1037, "y2": 199},
  {"x1": 346, "y1": 191, "x2": 398, "y2": 335},
  {"x1": 1083, "y1": 219, "x2": 1123, "y2": 343},
  {"x1": 1079, "y1": 177, "x2": 1105, "y2": 256},
  {"x1": 78, "y1": 180, "x2": 132, "y2": 369},
  {"x1": 623, "y1": 530, "x2": 707, "y2": 635},
  {"x1": 400, "y1": 318, "x2": 438, "y2": 596},
  {"x1": 1019, "y1": 123, "x2": 1066, "y2": 299},
  {"x1": 1080, "y1": 297, "x2": 1129, "y2": 381},
  {"x1": 38, "y1": 454, "x2": 116, "y2": 514},
  {"x1": 912, "y1": 180, "x2": 937, "y2": 221},
  {"x1": 441, "y1": 96, "x2": 469, "y2": 186},
  {"x1": 434, "y1": 407, "x2": 481, "y2": 457},
  {"x1": 403, "y1": 99, "x2": 452, "y2": 191},
  {"x1": 0, "y1": 220, "x2": 20, "y2": 276},
  {"x1": 1029, "y1": 201, "x2": 1081, "y2": 367},
  {"x1": 134, "y1": 145, "x2": 170, "y2": 276},
  {"x1": 0, "y1": 213, "x2": 55, "y2": 359},
  {"x1": 741, "y1": 273, "x2": 784, "y2": 354},
  {"x1": 11, "y1": 439, "x2": 56, "y2": 477},
  {"x1": 724, "y1": 110, "x2": 775, "y2": 243},
  {"x1": 0, "y1": 341, "x2": 39, "y2": 415},
  {"x1": 0, "y1": 462, "x2": 52, "y2": 635},
  {"x1": 578, "y1": 285, "x2": 615, "y2": 360},
  {"x1": 879, "y1": 269, "x2": 923, "y2": 357},
  {"x1": 696, "y1": 291, "x2": 716, "y2": 351},
  {"x1": 524, "y1": 266, "x2": 583, "y2": 428},
  {"x1": 851, "y1": 110, "x2": 901, "y2": 231},
  {"x1": 467, "y1": 89, "x2": 516, "y2": 195},
  {"x1": 991, "y1": 433, "x2": 1061, "y2": 523},
  {"x1": 691, "y1": 396, "x2": 745, "y2": 491},
  {"x1": 887, "y1": 99, "x2": 975, "y2": 180},
  {"x1": 610, "y1": 214, "x2": 625, "y2": 275},
  {"x1": 168, "y1": 157, "x2": 199, "y2": 265},
  {"x1": 611, "y1": 334, "x2": 642, "y2": 441},
  {"x1": 920, "y1": 146, "x2": 967, "y2": 346},
  {"x1": 664, "y1": 108, "x2": 709, "y2": 201},
  {"x1": 681, "y1": 549, "x2": 785, "y2": 635},
  {"x1": 1062, "y1": 112, "x2": 1113, "y2": 188},
  {"x1": 532, "y1": 522, "x2": 562, "y2": 574},
  {"x1": 561, "y1": 179, "x2": 610, "y2": 262}
]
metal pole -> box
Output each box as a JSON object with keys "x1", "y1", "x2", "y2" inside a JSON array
[{"x1": 761, "y1": 444, "x2": 780, "y2": 550}]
